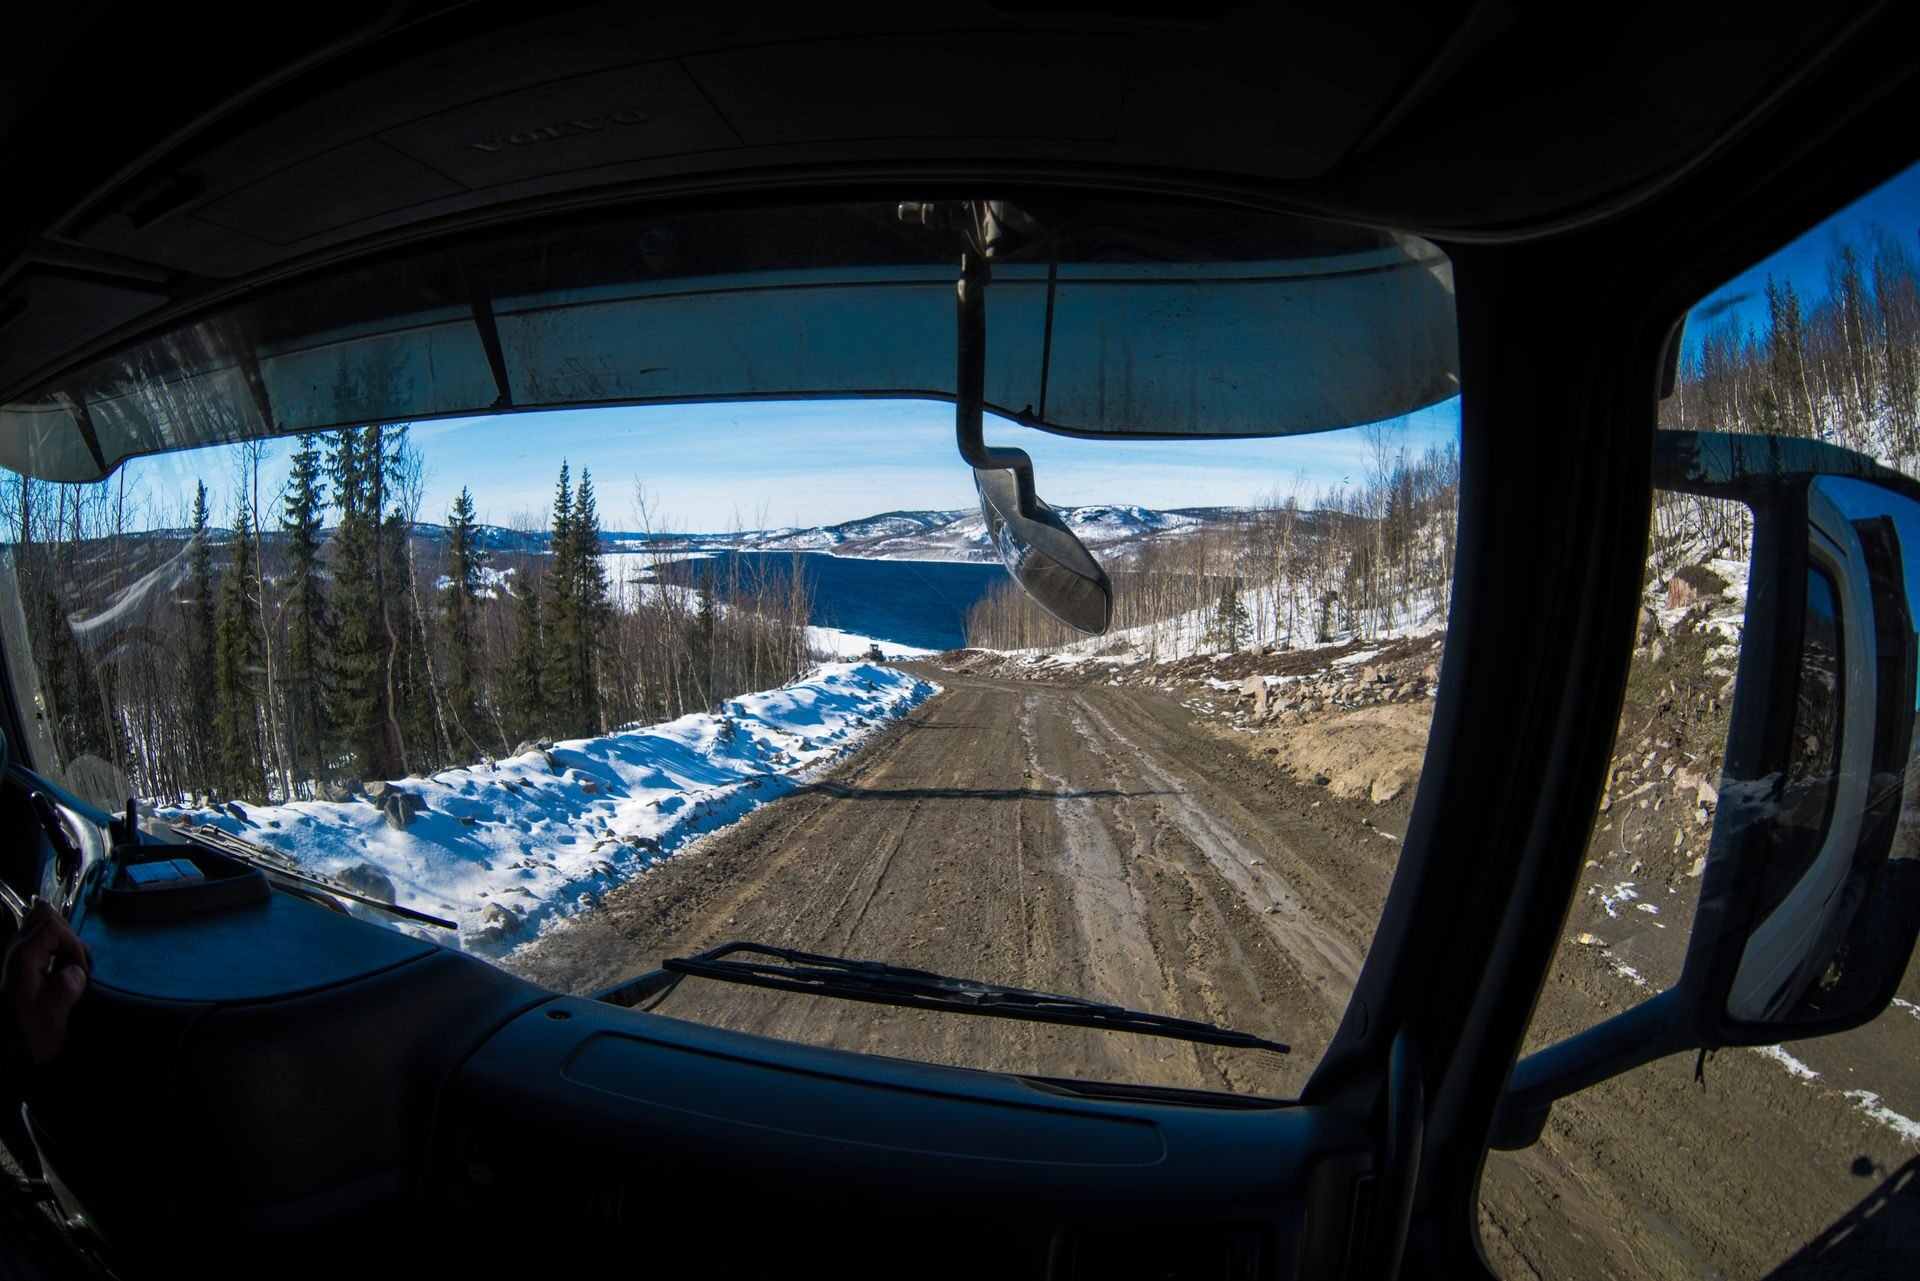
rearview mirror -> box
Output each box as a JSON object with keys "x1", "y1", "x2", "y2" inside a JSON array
[
  {"x1": 1493, "y1": 431, "x2": 1920, "y2": 1149},
  {"x1": 974, "y1": 467, "x2": 1113, "y2": 634},
  {"x1": 950, "y1": 237, "x2": 1112, "y2": 635}
]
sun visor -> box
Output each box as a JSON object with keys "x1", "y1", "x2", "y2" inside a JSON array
[{"x1": 0, "y1": 202, "x2": 1457, "y2": 482}]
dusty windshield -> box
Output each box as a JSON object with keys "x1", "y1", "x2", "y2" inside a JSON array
[
  {"x1": 0, "y1": 198, "x2": 1462, "y2": 1099},
  {"x1": 0, "y1": 393, "x2": 1459, "y2": 1097}
]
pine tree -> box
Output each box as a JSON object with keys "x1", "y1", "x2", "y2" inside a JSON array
[
  {"x1": 504, "y1": 570, "x2": 547, "y2": 744},
  {"x1": 185, "y1": 481, "x2": 218, "y2": 791},
  {"x1": 569, "y1": 468, "x2": 610, "y2": 732},
  {"x1": 212, "y1": 498, "x2": 265, "y2": 800},
  {"x1": 442, "y1": 486, "x2": 485, "y2": 752},
  {"x1": 688, "y1": 564, "x2": 718, "y2": 710},
  {"x1": 1208, "y1": 577, "x2": 1250, "y2": 652},
  {"x1": 543, "y1": 462, "x2": 587, "y2": 735},
  {"x1": 327, "y1": 426, "x2": 400, "y2": 780},
  {"x1": 281, "y1": 435, "x2": 330, "y2": 789}
]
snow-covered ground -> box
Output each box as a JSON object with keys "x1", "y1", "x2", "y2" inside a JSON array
[
  {"x1": 806, "y1": 626, "x2": 937, "y2": 660},
  {"x1": 432, "y1": 564, "x2": 515, "y2": 600},
  {"x1": 161, "y1": 663, "x2": 937, "y2": 957},
  {"x1": 984, "y1": 579, "x2": 1449, "y2": 674}
]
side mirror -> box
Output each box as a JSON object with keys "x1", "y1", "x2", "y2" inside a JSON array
[{"x1": 1493, "y1": 430, "x2": 1920, "y2": 1148}]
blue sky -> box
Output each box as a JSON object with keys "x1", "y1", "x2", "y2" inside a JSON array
[
  {"x1": 118, "y1": 397, "x2": 1460, "y2": 534},
  {"x1": 1684, "y1": 157, "x2": 1920, "y2": 363}
]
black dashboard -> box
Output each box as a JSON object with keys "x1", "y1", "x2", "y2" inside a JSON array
[{"x1": 19, "y1": 835, "x2": 1375, "y2": 1279}]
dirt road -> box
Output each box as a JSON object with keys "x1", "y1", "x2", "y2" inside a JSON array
[
  {"x1": 508, "y1": 665, "x2": 1919, "y2": 1280},
  {"x1": 510, "y1": 667, "x2": 1393, "y2": 1097}
]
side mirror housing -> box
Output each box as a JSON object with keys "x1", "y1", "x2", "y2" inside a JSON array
[{"x1": 1493, "y1": 430, "x2": 1920, "y2": 1148}]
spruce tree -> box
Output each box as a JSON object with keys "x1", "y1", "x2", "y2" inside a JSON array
[
  {"x1": 327, "y1": 427, "x2": 398, "y2": 780},
  {"x1": 280, "y1": 435, "x2": 330, "y2": 788},
  {"x1": 442, "y1": 486, "x2": 485, "y2": 752},
  {"x1": 1209, "y1": 578, "x2": 1250, "y2": 652},
  {"x1": 212, "y1": 498, "x2": 265, "y2": 800},
  {"x1": 504, "y1": 570, "x2": 547, "y2": 744},
  {"x1": 569, "y1": 468, "x2": 610, "y2": 732},
  {"x1": 689, "y1": 564, "x2": 717, "y2": 711},
  {"x1": 185, "y1": 481, "x2": 218, "y2": 791},
  {"x1": 543, "y1": 462, "x2": 585, "y2": 735}
]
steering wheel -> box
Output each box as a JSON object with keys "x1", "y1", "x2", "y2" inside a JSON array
[
  {"x1": 0, "y1": 725, "x2": 27, "y2": 929},
  {"x1": 0, "y1": 729, "x2": 96, "y2": 930}
]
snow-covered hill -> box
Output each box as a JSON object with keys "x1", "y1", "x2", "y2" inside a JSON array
[
  {"x1": 90, "y1": 502, "x2": 1248, "y2": 571},
  {"x1": 682, "y1": 503, "x2": 1242, "y2": 562}
]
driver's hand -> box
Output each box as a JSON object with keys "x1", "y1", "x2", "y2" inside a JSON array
[{"x1": 3, "y1": 900, "x2": 90, "y2": 1066}]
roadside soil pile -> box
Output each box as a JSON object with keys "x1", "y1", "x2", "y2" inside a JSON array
[{"x1": 940, "y1": 632, "x2": 1443, "y2": 813}]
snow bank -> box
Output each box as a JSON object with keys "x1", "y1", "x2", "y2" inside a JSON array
[{"x1": 162, "y1": 663, "x2": 938, "y2": 956}]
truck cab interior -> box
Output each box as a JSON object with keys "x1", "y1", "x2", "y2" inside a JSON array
[{"x1": 4, "y1": 3, "x2": 1920, "y2": 1277}]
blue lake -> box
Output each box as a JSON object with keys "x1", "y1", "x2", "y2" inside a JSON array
[{"x1": 654, "y1": 551, "x2": 1010, "y2": 651}]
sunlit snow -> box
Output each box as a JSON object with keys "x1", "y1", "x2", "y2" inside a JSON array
[{"x1": 162, "y1": 663, "x2": 936, "y2": 956}]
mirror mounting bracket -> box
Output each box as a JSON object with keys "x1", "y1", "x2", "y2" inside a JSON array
[{"x1": 953, "y1": 248, "x2": 1043, "y2": 520}]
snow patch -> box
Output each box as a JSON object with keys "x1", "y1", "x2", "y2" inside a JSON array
[
  {"x1": 433, "y1": 564, "x2": 515, "y2": 600},
  {"x1": 1600, "y1": 950, "x2": 1652, "y2": 990},
  {"x1": 1843, "y1": 1090, "x2": 1920, "y2": 1144},
  {"x1": 1594, "y1": 881, "x2": 1640, "y2": 918},
  {"x1": 1753, "y1": 1044, "x2": 1821, "y2": 1081},
  {"x1": 160, "y1": 663, "x2": 937, "y2": 956},
  {"x1": 806, "y1": 626, "x2": 936, "y2": 660}
]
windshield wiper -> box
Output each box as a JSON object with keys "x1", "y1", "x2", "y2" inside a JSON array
[
  {"x1": 596, "y1": 940, "x2": 1289, "y2": 1054},
  {"x1": 174, "y1": 822, "x2": 457, "y2": 931}
]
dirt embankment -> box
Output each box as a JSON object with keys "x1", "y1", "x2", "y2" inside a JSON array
[{"x1": 1149, "y1": 608, "x2": 1919, "y2": 1281}]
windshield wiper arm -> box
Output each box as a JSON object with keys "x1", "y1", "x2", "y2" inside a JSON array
[
  {"x1": 175, "y1": 822, "x2": 456, "y2": 930},
  {"x1": 607, "y1": 940, "x2": 1288, "y2": 1054}
]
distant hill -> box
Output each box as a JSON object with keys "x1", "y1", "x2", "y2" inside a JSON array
[
  {"x1": 84, "y1": 503, "x2": 1252, "y2": 578},
  {"x1": 616, "y1": 504, "x2": 1250, "y2": 563}
]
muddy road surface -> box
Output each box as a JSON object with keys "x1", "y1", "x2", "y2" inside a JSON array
[
  {"x1": 510, "y1": 667, "x2": 1392, "y2": 1097},
  {"x1": 509, "y1": 665, "x2": 1919, "y2": 1280}
]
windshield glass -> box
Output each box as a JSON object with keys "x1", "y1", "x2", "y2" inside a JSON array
[{"x1": 0, "y1": 203, "x2": 1461, "y2": 1101}]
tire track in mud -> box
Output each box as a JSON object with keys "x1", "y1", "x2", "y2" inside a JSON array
[
  {"x1": 1017, "y1": 689, "x2": 1217, "y2": 1088},
  {"x1": 1031, "y1": 687, "x2": 1339, "y2": 1093},
  {"x1": 507, "y1": 670, "x2": 1384, "y2": 1096},
  {"x1": 1070, "y1": 689, "x2": 1365, "y2": 1009}
]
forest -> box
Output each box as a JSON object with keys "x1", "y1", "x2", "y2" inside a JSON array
[
  {"x1": 963, "y1": 430, "x2": 1462, "y2": 655},
  {"x1": 1651, "y1": 224, "x2": 1920, "y2": 569},
  {"x1": 0, "y1": 427, "x2": 814, "y2": 808}
]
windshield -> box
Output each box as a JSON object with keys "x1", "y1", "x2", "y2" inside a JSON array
[{"x1": 0, "y1": 200, "x2": 1461, "y2": 1101}]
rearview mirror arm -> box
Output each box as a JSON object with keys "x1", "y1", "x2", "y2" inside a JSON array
[
  {"x1": 1489, "y1": 990, "x2": 1695, "y2": 1149},
  {"x1": 954, "y1": 250, "x2": 1042, "y2": 520}
]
